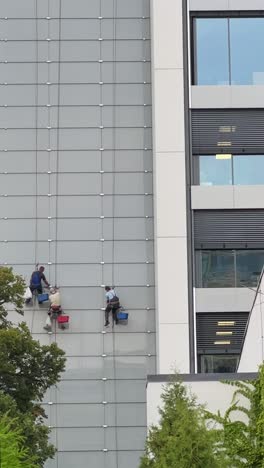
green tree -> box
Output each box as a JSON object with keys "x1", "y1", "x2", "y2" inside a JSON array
[
  {"x1": 206, "y1": 363, "x2": 264, "y2": 467},
  {"x1": 0, "y1": 392, "x2": 56, "y2": 466},
  {"x1": 140, "y1": 377, "x2": 227, "y2": 468},
  {"x1": 0, "y1": 267, "x2": 25, "y2": 327},
  {"x1": 0, "y1": 267, "x2": 66, "y2": 466},
  {"x1": 0, "y1": 413, "x2": 37, "y2": 468},
  {"x1": 0, "y1": 323, "x2": 65, "y2": 412}
]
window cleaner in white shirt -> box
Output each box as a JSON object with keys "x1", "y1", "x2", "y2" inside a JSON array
[{"x1": 104, "y1": 286, "x2": 120, "y2": 327}]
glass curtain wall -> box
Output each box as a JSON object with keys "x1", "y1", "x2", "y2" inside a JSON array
[
  {"x1": 194, "y1": 17, "x2": 264, "y2": 85},
  {"x1": 198, "y1": 155, "x2": 264, "y2": 186},
  {"x1": 197, "y1": 250, "x2": 264, "y2": 287},
  {"x1": 0, "y1": 0, "x2": 155, "y2": 467}
]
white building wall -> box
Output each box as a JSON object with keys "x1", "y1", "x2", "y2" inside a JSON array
[
  {"x1": 147, "y1": 378, "x2": 252, "y2": 427},
  {"x1": 238, "y1": 272, "x2": 264, "y2": 372},
  {"x1": 151, "y1": 0, "x2": 190, "y2": 373}
]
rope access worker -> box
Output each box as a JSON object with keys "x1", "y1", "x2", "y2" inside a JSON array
[
  {"x1": 43, "y1": 287, "x2": 62, "y2": 331},
  {"x1": 25, "y1": 265, "x2": 50, "y2": 304},
  {"x1": 104, "y1": 286, "x2": 120, "y2": 327},
  {"x1": 49, "y1": 287, "x2": 62, "y2": 315}
]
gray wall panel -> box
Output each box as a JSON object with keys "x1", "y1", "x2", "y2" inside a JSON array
[
  {"x1": 58, "y1": 151, "x2": 101, "y2": 172},
  {"x1": 60, "y1": 19, "x2": 100, "y2": 40},
  {"x1": 56, "y1": 242, "x2": 102, "y2": 263},
  {"x1": 61, "y1": 0, "x2": 100, "y2": 17},
  {"x1": 57, "y1": 219, "x2": 102, "y2": 240},
  {"x1": 57, "y1": 196, "x2": 101, "y2": 217},
  {"x1": 60, "y1": 41, "x2": 100, "y2": 61},
  {"x1": 1, "y1": 43, "x2": 36, "y2": 61},
  {"x1": 0, "y1": 0, "x2": 36, "y2": 16},
  {"x1": 63, "y1": 355, "x2": 156, "y2": 380},
  {"x1": 56, "y1": 453, "x2": 116, "y2": 468},
  {"x1": 58, "y1": 173, "x2": 101, "y2": 195},
  {"x1": 60, "y1": 62, "x2": 100, "y2": 83},
  {"x1": 0, "y1": 64, "x2": 36, "y2": 83},
  {"x1": 59, "y1": 106, "x2": 101, "y2": 127},
  {"x1": 3, "y1": 1, "x2": 154, "y2": 465}
]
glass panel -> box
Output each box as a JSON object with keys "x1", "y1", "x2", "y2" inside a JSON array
[
  {"x1": 104, "y1": 332, "x2": 156, "y2": 356},
  {"x1": 114, "y1": 380, "x2": 146, "y2": 402},
  {"x1": 195, "y1": 19, "x2": 229, "y2": 85},
  {"x1": 236, "y1": 250, "x2": 264, "y2": 287},
  {"x1": 199, "y1": 155, "x2": 232, "y2": 186},
  {"x1": 112, "y1": 402, "x2": 146, "y2": 426},
  {"x1": 55, "y1": 380, "x2": 108, "y2": 403},
  {"x1": 230, "y1": 18, "x2": 264, "y2": 85},
  {"x1": 57, "y1": 428, "x2": 106, "y2": 451},
  {"x1": 116, "y1": 427, "x2": 146, "y2": 450},
  {"x1": 55, "y1": 334, "x2": 103, "y2": 356},
  {"x1": 200, "y1": 354, "x2": 239, "y2": 373},
  {"x1": 233, "y1": 155, "x2": 264, "y2": 185},
  {"x1": 118, "y1": 452, "x2": 143, "y2": 468},
  {"x1": 202, "y1": 251, "x2": 235, "y2": 287},
  {"x1": 56, "y1": 404, "x2": 105, "y2": 427},
  {"x1": 58, "y1": 452, "x2": 116, "y2": 468}
]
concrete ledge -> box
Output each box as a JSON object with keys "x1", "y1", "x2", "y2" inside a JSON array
[
  {"x1": 195, "y1": 288, "x2": 255, "y2": 313},
  {"x1": 189, "y1": 0, "x2": 264, "y2": 11},
  {"x1": 191, "y1": 85, "x2": 264, "y2": 109},
  {"x1": 191, "y1": 186, "x2": 234, "y2": 210},
  {"x1": 191, "y1": 186, "x2": 264, "y2": 210},
  {"x1": 147, "y1": 372, "x2": 257, "y2": 383}
]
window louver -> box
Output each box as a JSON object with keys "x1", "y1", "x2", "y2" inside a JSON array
[
  {"x1": 192, "y1": 109, "x2": 264, "y2": 154},
  {"x1": 194, "y1": 210, "x2": 264, "y2": 249},
  {"x1": 196, "y1": 312, "x2": 248, "y2": 354}
]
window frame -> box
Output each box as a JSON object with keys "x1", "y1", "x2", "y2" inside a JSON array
[
  {"x1": 198, "y1": 354, "x2": 240, "y2": 373},
  {"x1": 196, "y1": 248, "x2": 264, "y2": 288},
  {"x1": 191, "y1": 11, "x2": 264, "y2": 86},
  {"x1": 193, "y1": 154, "x2": 264, "y2": 186}
]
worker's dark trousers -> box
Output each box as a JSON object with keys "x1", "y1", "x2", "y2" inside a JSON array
[{"x1": 105, "y1": 304, "x2": 118, "y2": 324}]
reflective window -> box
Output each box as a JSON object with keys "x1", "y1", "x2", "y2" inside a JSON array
[
  {"x1": 195, "y1": 19, "x2": 229, "y2": 85},
  {"x1": 233, "y1": 156, "x2": 264, "y2": 185},
  {"x1": 199, "y1": 250, "x2": 264, "y2": 288},
  {"x1": 230, "y1": 19, "x2": 264, "y2": 85},
  {"x1": 200, "y1": 355, "x2": 239, "y2": 373},
  {"x1": 198, "y1": 155, "x2": 264, "y2": 186},
  {"x1": 201, "y1": 250, "x2": 235, "y2": 288},
  {"x1": 236, "y1": 251, "x2": 264, "y2": 287},
  {"x1": 194, "y1": 17, "x2": 264, "y2": 86},
  {"x1": 199, "y1": 155, "x2": 232, "y2": 186}
]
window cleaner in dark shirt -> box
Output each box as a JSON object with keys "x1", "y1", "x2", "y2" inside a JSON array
[{"x1": 25, "y1": 266, "x2": 50, "y2": 304}]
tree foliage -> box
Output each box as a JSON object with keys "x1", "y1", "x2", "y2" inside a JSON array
[
  {"x1": 0, "y1": 267, "x2": 25, "y2": 327},
  {"x1": 0, "y1": 413, "x2": 37, "y2": 468},
  {"x1": 0, "y1": 391, "x2": 56, "y2": 466},
  {"x1": 0, "y1": 267, "x2": 66, "y2": 466},
  {"x1": 140, "y1": 377, "x2": 227, "y2": 468},
  {"x1": 206, "y1": 363, "x2": 264, "y2": 467},
  {"x1": 0, "y1": 323, "x2": 65, "y2": 412},
  {"x1": 141, "y1": 365, "x2": 264, "y2": 468}
]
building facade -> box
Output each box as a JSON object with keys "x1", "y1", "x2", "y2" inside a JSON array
[
  {"x1": 152, "y1": 0, "x2": 264, "y2": 377},
  {"x1": 3, "y1": 0, "x2": 264, "y2": 466},
  {"x1": 3, "y1": 1, "x2": 154, "y2": 467}
]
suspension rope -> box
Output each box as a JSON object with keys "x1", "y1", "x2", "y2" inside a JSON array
[
  {"x1": 98, "y1": 2, "x2": 108, "y2": 464},
  {"x1": 30, "y1": 0, "x2": 39, "y2": 335},
  {"x1": 111, "y1": 2, "x2": 119, "y2": 466},
  {"x1": 53, "y1": 0, "x2": 62, "y2": 466}
]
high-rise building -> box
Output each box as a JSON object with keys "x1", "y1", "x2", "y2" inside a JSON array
[{"x1": 2, "y1": 0, "x2": 264, "y2": 466}]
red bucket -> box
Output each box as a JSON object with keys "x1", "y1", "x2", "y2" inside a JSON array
[{"x1": 58, "y1": 315, "x2": 69, "y2": 323}]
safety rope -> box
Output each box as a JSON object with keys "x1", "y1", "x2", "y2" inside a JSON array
[
  {"x1": 30, "y1": 0, "x2": 39, "y2": 335},
  {"x1": 111, "y1": 2, "x2": 119, "y2": 466},
  {"x1": 53, "y1": 0, "x2": 62, "y2": 465},
  {"x1": 98, "y1": 2, "x2": 108, "y2": 465}
]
